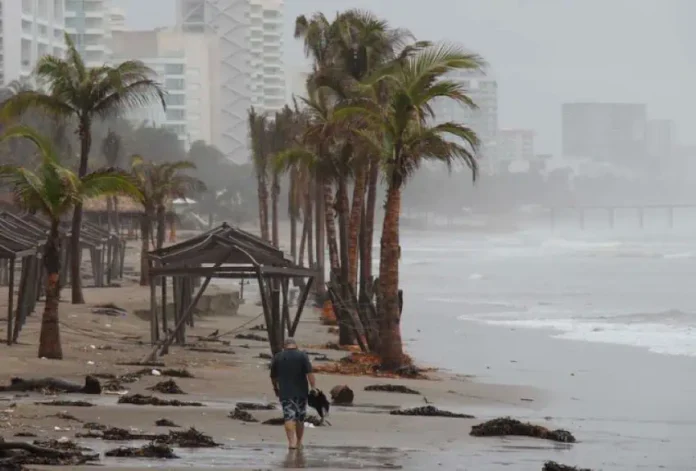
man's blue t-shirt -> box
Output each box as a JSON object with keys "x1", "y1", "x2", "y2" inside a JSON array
[{"x1": 270, "y1": 349, "x2": 312, "y2": 400}]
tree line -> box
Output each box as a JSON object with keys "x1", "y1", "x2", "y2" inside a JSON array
[{"x1": 249, "y1": 10, "x2": 483, "y2": 370}]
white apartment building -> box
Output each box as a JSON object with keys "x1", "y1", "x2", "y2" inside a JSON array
[
  {"x1": 110, "y1": 28, "x2": 221, "y2": 149},
  {"x1": 433, "y1": 69, "x2": 499, "y2": 174},
  {"x1": 177, "y1": 0, "x2": 285, "y2": 162},
  {"x1": 65, "y1": 0, "x2": 111, "y2": 67},
  {"x1": 107, "y1": 6, "x2": 125, "y2": 33},
  {"x1": 0, "y1": 0, "x2": 67, "y2": 85}
]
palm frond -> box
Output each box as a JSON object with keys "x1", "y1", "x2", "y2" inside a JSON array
[
  {"x1": 80, "y1": 168, "x2": 141, "y2": 201},
  {"x1": 0, "y1": 91, "x2": 75, "y2": 121}
]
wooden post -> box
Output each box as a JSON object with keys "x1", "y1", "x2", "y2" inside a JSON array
[
  {"x1": 281, "y1": 278, "x2": 291, "y2": 335},
  {"x1": 6, "y1": 258, "x2": 15, "y2": 346},
  {"x1": 160, "y1": 272, "x2": 168, "y2": 348},
  {"x1": 256, "y1": 271, "x2": 276, "y2": 354},
  {"x1": 270, "y1": 285, "x2": 282, "y2": 354},
  {"x1": 149, "y1": 273, "x2": 158, "y2": 345},
  {"x1": 289, "y1": 276, "x2": 314, "y2": 337}
]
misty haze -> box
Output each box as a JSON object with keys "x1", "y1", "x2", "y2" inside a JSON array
[{"x1": 0, "y1": 1, "x2": 692, "y2": 470}]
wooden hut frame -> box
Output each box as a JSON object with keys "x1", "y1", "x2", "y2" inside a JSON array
[{"x1": 142, "y1": 223, "x2": 316, "y2": 363}]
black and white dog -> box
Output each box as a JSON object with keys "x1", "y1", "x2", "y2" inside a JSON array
[{"x1": 308, "y1": 389, "x2": 331, "y2": 425}]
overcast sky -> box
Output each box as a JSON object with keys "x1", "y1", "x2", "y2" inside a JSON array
[{"x1": 113, "y1": 0, "x2": 696, "y2": 154}]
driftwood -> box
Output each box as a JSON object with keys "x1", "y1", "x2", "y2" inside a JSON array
[
  {"x1": 543, "y1": 462, "x2": 593, "y2": 471},
  {"x1": 0, "y1": 376, "x2": 101, "y2": 394},
  {"x1": 365, "y1": 384, "x2": 420, "y2": 395},
  {"x1": 390, "y1": 405, "x2": 474, "y2": 418},
  {"x1": 470, "y1": 417, "x2": 576, "y2": 443}
]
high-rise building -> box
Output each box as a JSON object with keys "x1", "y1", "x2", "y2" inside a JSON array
[
  {"x1": 107, "y1": 6, "x2": 125, "y2": 33},
  {"x1": 177, "y1": 0, "x2": 285, "y2": 162},
  {"x1": 646, "y1": 119, "x2": 676, "y2": 176},
  {"x1": 65, "y1": 0, "x2": 112, "y2": 67},
  {"x1": 562, "y1": 103, "x2": 647, "y2": 165},
  {"x1": 499, "y1": 129, "x2": 535, "y2": 168},
  {"x1": 432, "y1": 69, "x2": 498, "y2": 173},
  {"x1": 0, "y1": 0, "x2": 67, "y2": 85},
  {"x1": 110, "y1": 28, "x2": 222, "y2": 149}
]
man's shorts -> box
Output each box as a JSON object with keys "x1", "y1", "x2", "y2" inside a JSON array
[{"x1": 281, "y1": 397, "x2": 307, "y2": 422}]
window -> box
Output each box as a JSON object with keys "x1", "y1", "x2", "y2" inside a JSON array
[
  {"x1": 166, "y1": 109, "x2": 186, "y2": 121},
  {"x1": 23, "y1": 0, "x2": 33, "y2": 14},
  {"x1": 164, "y1": 63, "x2": 184, "y2": 75},
  {"x1": 22, "y1": 20, "x2": 32, "y2": 35},
  {"x1": 165, "y1": 94, "x2": 185, "y2": 106},
  {"x1": 165, "y1": 78, "x2": 185, "y2": 90},
  {"x1": 39, "y1": 25, "x2": 48, "y2": 37}
]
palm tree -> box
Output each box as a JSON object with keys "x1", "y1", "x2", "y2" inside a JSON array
[
  {"x1": 343, "y1": 44, "x2": 484, "y2": 369},
  {"x1": 248, "y1": 108, "x2": 271, "y2": 242},
  {"x1": 131, "y1": 157, "x2": 204, "y2": 285},
  {"x1": 1, "y1": 33, "x2": 165, "y2": 304},
  {"x1": 0, "y1": 126, "x2": 139, "y2": 359}
]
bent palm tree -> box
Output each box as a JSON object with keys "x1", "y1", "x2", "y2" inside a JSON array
[
  {"x1": 1, "y1": 33, "x2": 165, "y2": 304},
  {"x1": 131, "y1": 157, "x2": 204, "y2": 285},
  {"x1": 0, "y1": 126, "x2": 140, "y2": 359},
  {"x1": 343, "y1": 44, "x2": 484, "y2": 369}
]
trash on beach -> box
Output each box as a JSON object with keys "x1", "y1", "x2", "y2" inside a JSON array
[
  {"x1": 117, "y1": 394, "x2": 204, "y2": 407},
  {"x1": 330, "y1": 385, "x2": 354, "y2": 405},
  {"x1": 235, "y1": 402, "x2": 276, "y2": 411},
  {"x1": 364, "y1": 384, "x2": 420, "y2": 395},
  {"x1": 235, "y1": 333, "x2": 267, "y2": 342},
  {"x1": 155, "y1": 418, "x2": 180, "y2": 427},
  {"x1": 105, "y1": 443, "x2": 178, "y2": 459},
  {"x1": 151, "y1": 369, "x2": 162, "y2": 376},
  {"x1": 390, "y1": 405, "x2": 475, "y2": 419},
  {"x1": 543, "y1": 461, "x2": 593, "y2": 471},
  {"x1": 34, "y1": 400, "x2": 94, "y2": 407},
  {"x1": 146, "y1": 380, "x2": 186, "y2": 395},
  {"x1": 228, "y1": 407, "x2": 258, "y2": 422},
  {"x1": 470, "y1": 417, "x2": 576, "y2": 443}
]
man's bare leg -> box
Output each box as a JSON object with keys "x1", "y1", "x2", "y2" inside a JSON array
[
  {"x1": 284, "y1": 421, "x2": 298, "y2": 449},
  {"x1": 295, "y1": 421, "x2": 305, "y2": 448}
]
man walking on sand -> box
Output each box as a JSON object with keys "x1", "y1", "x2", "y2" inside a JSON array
[{"x1": 270, "y1": 337, "x2": 317, "y2": 450}]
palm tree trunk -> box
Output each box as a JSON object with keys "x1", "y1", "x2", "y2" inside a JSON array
[
  {"x1": 271, "y1": 172, "x2": 280, "y2": 247},
  {"x1": 314, "y1": 178, "x2": 325, "y2": 296},
  {"x1": 70, "y1": 116, "x2": 92, "y2": 304},
  {"x1": 290, "y1": 213, "x2": 297, "y2": 264},
  {"x1": 298, "y1": 214, "x2": 308, "y2": 266},
  {"x1": 257, "y1": 173, "x2": 270, "y2": 241},
  {"x1": 113, "y1": 197, "x2": 120, "y2": 234},
  {"x1": 378, "y1": 184, "x2": 404, "y2": 370},
  {"x1": 156, "y1": 205, "x2": 166, "y2": 250},
  {"x1": 347, "y1": 167, "x2": 367, "y2": 290},
  {"x1": 363, "y1": 158, "x2": 379, "y2": 284},
  {"x1": 337, "y1": 179, "x2": 350, "y2": 284},
  {"x1": 106, "y1": 197, "x2": 114, "y2": 233},
  {"x1": 38, "y1": 221, "x2": 63, "y2": 359},
  {"x1": 305, "y1": 187, "x2": 314, "y2": 268},
  {"x1": 140, "y1": 211, "x2": 152, "y2": 286}
]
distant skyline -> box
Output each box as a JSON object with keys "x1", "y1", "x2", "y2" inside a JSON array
[{"x1": 114, "y1": 0, "x2": 696, "y2": 155}]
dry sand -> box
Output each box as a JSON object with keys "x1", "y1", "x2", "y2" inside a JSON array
[{"x1": 0, "y1": 240, "x2": 551, "y2": 470}]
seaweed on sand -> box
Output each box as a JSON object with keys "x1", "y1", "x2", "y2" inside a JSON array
[
  {"x1": 365, "y1": 384, "x2": 420, "y2": 395},
  {"x1": 262, "y1": 415, "x2": 327, "y2": 426},
  {"x1": 117, "y1": 394, "x2": 203, "y2": 407},
  {"x1": 100, "y1": 427, "x2": 162, "y2": 441},
  {"x1": 147, "y1": 380, "x2": 186, "y2": 394},
  {"x1": 155, "y1": 418, "x2": 180, "y2": 427},
  {"x1": 34, "y1": 400, "x2": 93, "y2": 407},
  {"x1": 235, "y1": 333, "x2": 267, "y2": 342},
  {"x1": 105, "y1": 443, "x2": 178, "y2": 459},
  {"x1": 32, "y1": 439, "x2": 92, "y2": 452},
  {"x1": 390, "y1": 405, "x2": 474, "y2": 419},
  {"x1": 159, "y1": 428, "x2": 220, "y2": 448},
  {"x1": 228, "y1": 407, "x2": 258, "y2": 423},
  {"x1": 0, "y1": 438, "x2": 99, "y2": 467},
  {"x1": 470, "y1": 417, "x2": 576, "y2": 443},
  {"x1": 543, "y1": 462, "x2": 593, "y2": 471},
  {"x1": 235, "y1": 402, "x2": 275, "y2": 411}
]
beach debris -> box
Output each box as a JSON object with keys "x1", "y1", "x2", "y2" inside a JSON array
[
  {"x1": 13, "y1": 432, "x2": 36, "y2": 438},
  {"x1": 187, "y1": 346, "x2": 235, "y2": 355},
  {"x1": 308, "y1": 389, "x2": 330, "y2": 420},
  {"x1": 160, "y1": 427, "x2": 220, "y2": 448},
  {"x1": 543, "y1": 462, "x2": 592, "y2": 471},
  {"x1": 228, "y1": 407, "x2": 258, "y2": 422},
  {"x1": 155, "y1": 418, "x2": 180, "y2": 427},
  {"x1": 327, "y1": 327, "x2": 339, "y2": 334},
  {"x1": 365, "y1": 384, "x2": 420, "y2": 395},
  {"x1": 235, "y1": 333, "x2": 267, "y2": 342},
  {"x1": 0, "y1": 437, "x2": 99, "y2": 467},
  {"x1": 33, "y1": 439, "x2": 92, "y2": 452},
  {"x1": 257, "y1": 352, "x2": 273, "y2": 360},
  {"x1": 314, "y1": 353, "x2": 428, "y2": 379},
  {"x1": 34, "y1": 400, "x2": 94, "y2": 407},
  {"x1": 261, "y1": 417, "x2": 285, "y2": 425},
  {"x1": 117, "y1": 394, "x2": 204, "y2": 407},
  {"x1": 160, "y1": 368, "x2": 195, "y2": 378},
  {"x1": 324, "y1": 342, "x2": 341, "y2": 350},
  {"x1": 51, "y1": 412, "x2": 83, "y2": 422},
  {"x1": 105, "y1": 443, "x2": 178, "y2": 459},
  {"x1": 390, "y1": 405, "x2": 474, "y2": 418},
  {"x1": 116, "y1": 361, "x2": 166, "y2": 367},
  {"x1": 0, "y1": 376, "x2": 101, "y2": 394},
  {"x1": 250, "y1": 323, "x2": 266, "y2": 331},
  {"x1": 330, "y1": 385, "x2": 354, "y2": 405},
  {"x1": 235, "y1": 402, "x2": 276, "y2": 411},
  {"x1": 83, "y1": 422, "x2": 107, "y2": 432},
  {"x1": 262, "y1": 415, "x2": 327, "y2": 426},
  {"x1": 91, "y1": 303, "x2": 128, "y2": 316},
  {"x1": 147, "y1": 380, "x2": 186, "y2": 395},
  {"x1": 470, "y1": 417, "x2": 576, "y2": 443}
]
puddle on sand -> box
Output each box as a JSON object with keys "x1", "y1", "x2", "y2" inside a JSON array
[{"x1": 85, "y1": 441, "x2": 406, "y2": 469}]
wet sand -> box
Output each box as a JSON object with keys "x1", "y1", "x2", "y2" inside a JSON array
[{"x1": 0, "y1": 243, "x2": 551, "y2": 470}]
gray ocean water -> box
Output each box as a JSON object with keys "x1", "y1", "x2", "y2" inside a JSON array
[{"x1": 399, "y1": 210, "x2": 696, "y2": 470}]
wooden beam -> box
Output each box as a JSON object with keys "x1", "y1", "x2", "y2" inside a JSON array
[
  {"x1": 289, "y1": 276, "x2": 314, "y2": 337},
  {"x1": 281, "y1": 278, "x2": 291, "y2": 335},
  {"x1": 256, "y1": 269, "x2": 275, "y2": 354},
  {"x1": 149, "y1": 272, "x2": 157, "y2": 345},
  {"x1": 6, "y1": 258, "x2": 15, "y2": 346}
]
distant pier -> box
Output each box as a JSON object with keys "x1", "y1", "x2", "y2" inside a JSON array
[{"x1": 548, "y1": 204, "x2": 696, "y2": 230}]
